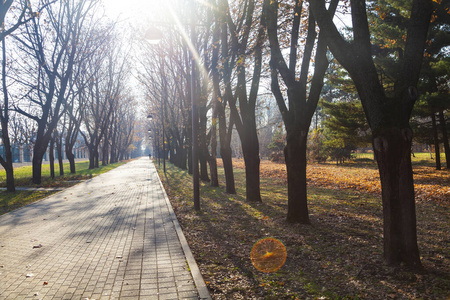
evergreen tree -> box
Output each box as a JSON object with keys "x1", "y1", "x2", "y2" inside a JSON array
[{"x1": 321, "y1": 100, "x2": 370, "y2": 163}]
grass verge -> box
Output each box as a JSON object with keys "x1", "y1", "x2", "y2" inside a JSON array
[{"x1": 157, "y1": 161, "x2": 449, "y2": 299}]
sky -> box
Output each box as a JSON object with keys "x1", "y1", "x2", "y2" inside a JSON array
[{"x1": 102, "y1": 0, "x2": 163, "y2": 28}]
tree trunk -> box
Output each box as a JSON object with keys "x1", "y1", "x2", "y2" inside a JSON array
[
  {"x1": 49, "y1": 137, "x2": 55, "y2": 179},
  {"x1": 94, "y1": 148, "x2": 99, "y2": 168},
  {"x1": 284, "y1": 129, "x2": 310, "y2": 224},
  {"x1": 32, "y1": 132, "x2": 53, "y2": 184},
  {"x1": 102, "y1": 141, "x2": 109, "y2": 166},
  {"x1": 56, "y1": 133, "x2": 64, "y2": 176},
  {"x1": 431, "y1": 112, "x2": 441, "y2": 170},
  {"x1": 438, "y1": 110, "x2": 449, "y2": 169},
  {"x1": 199, "y1": 109, "x2": 210, "y2": 182},
  {"x1": 66, "y1": 146, "x2": 76, "y2": 174},
  {"x1": 187, "y1": 140, "x2": 193, "y2": 175},
  {"x1": 4, "y1": 161, "x2": 14, "y2": 192},
  {"x1": 209, "y1": 125, "x2": 219, "y2": 187},
  {"x1": 32, "y1": 154, "x2": 44, "y2": 184},
  {"x1": 373, "y1": 127, "x2": 421, "y2": 268},
  {"x1": 88, "y1": 146, "x2": 96, "y2": 169},
  {"x1": 220, "y1": 145, "x2": 236, "y2": 194},
  {"x1": 241, "y1": 128, "x2": 262, "y2": 202},
  {"x1": 0, "y1": 129, "x2": 15, "y2": 192}
]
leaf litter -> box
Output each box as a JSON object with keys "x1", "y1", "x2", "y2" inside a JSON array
[{"x1": 160, "y1": 159, "x2": 449, "y2": 299}]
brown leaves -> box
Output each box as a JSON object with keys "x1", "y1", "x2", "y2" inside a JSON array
[{"x1": 225, "y1": 159, "x2": 449, "y2": 206}]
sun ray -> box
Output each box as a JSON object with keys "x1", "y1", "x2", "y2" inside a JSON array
[{"x1": 166, "y1": 4, "x2": 211, "y2": 83}]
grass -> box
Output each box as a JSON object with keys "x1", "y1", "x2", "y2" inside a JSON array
[
  {"x1": 353, "y1": 151, "x2": 447, "y2": 167},
  {"x1": 158, "y1": 159, "x2": 449, "y2": 299},
  {"x1": 0, "y1": 190, "x2": 55, "y2": 215},
  {"x1": 0, "y1": 160, "x2": 129, "y2": 215}
]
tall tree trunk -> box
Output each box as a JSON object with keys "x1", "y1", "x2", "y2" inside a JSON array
[
  {"x1": 32, "y1": 132, "x2": 52, "y2": 184},
  {"x1": 220, "y1": 145, "x2": 236, "y2": 194},
  {"x1": 102, "y1": 141, "x2": 109, "y2": 166},
  {"x1": 4, "y1": 159, "x2": 14, "y2": 192},
  {"x1": 66, "y1": 143, "x2": 76, "y2": 174},
  {"x1": 181, "y1": 145, "x2": 187, "y2": 170},
  {"x1": 0, "y1": 127, "x2": 15, "y2": 192},
  {"x1": 56, "y1": 132, "x2": 64, "y2": 176},
  {"x1": 438, "y1": 110, "x2": 449, "y2": 169},
  {"x1": 94, "y1": 147, "x2": 99, "y2": 168},
  {"x1": 199, "y1": 113, "x2": 210, "y2": 182},
  {"x1": 209, "y1": 125, "x2": 219, "y2": 187},
  {"x1": 1, "y1": 38, "x2": 14, "y2": 192},
  {"x1": 33, "y1": 154, "x2": 44, "y2": 184},
  {"x1": 49, "y1": 136, "x2": 55, "y2": 179},
  {"x1": 88, "y1": 145, "x2": 96, "y2": 169},
  {"x1": 373, "y1": 127, "x2": 421, "y2": 267},
  {"x1": 187, "y1": 137, "x2": 193, "y2": 175},
  {"x1": 431, "y1": 112, "x2": 441, "y2": 170},
  {"x1": 284, "y1": 129, "x2": 309, "y2": 224},
  {"x1": 241, "y1": 126, "x2": 261, "y2": 202}
]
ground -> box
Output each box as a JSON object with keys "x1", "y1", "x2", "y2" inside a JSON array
[{"x1": 158, "y1": 158, "x2": 449, "y2": 299}]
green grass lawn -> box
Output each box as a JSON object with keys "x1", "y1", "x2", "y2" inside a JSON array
[
  {"x1": 353, "y1": 151, "x2": 446, "y2": 167},
  {"x1": 0, "y1": 160, "x2": 129, "y2": 215}
]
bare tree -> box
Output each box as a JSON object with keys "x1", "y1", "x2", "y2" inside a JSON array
[
  {"x1": 80, "y1": 32, "x2": 128, "y2": 169},
  {"x1": 13, "y1": 0, "x2": 100, "y2": 184},
  {"x1": 264, "y1": 0, "x2": 337, "y2": 222},
  {"x1": 0, "y1": 0, "x2": 54, "y2": 191},
  {"x1": 310, "y1": 0, "x2": 433, "y2": 267}
]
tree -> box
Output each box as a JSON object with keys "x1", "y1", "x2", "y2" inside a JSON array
[
  {"x1": 264, "y1": 0, "x2": 337, "y2": 222},
  {"x1": 210, "y1": 0, "x2": 237, "y2": 194},
  {"x1": 0, "y1": 0, "x2": 53, "y2": 191},
  {"x1": 310, "y1": 0, "x2": 435, "y2": 268},
  {"x1": 220, "y1": 0, "x2": 266, "y2": 202},
  {"x1": 369, "y1": 0, "x2": 449, "y2": 170},
  {"x1": 13, "y1": 0, "x2": 100, "y2": 183},
  {"x1": 321, "y1": 100, "x2": 370, "y2": 164},
  {"x1": 80, "y1": 32, "x2": 126, "y2": 169}
]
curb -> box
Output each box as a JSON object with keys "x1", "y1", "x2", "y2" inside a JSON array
[{"x1": 153, "y1": 163, "x2": 212, "y2": 300}]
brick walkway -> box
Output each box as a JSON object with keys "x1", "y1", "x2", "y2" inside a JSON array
[{"x1": 0, "y1": 158, "x2": 210, "y2": 299}]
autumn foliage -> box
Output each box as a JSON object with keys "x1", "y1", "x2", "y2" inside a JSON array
[{"x1": 220, "y1": 159, "x2": 449, "y2": 205}]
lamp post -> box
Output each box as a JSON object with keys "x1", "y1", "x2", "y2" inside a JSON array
[{"x1": 190, "y1": 25, "x2": 200, "y2": 211}]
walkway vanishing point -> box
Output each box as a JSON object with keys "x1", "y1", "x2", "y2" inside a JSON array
[{"x1": 0, "y1": 158, "x2": 211, "y2": 300}]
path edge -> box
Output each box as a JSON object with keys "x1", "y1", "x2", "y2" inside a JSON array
[{"x1": 154, "y1": 163, "x2": 212, "y2": 300}]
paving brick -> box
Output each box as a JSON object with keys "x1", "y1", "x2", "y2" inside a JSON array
[{"x1": 0, "y1": 158, "x2": 209, "y2": 299}]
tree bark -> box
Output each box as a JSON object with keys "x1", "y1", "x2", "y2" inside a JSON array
[
  {"x1": 55, "y1": 131, "x2": 64, "y2": 176},
  {"x1": 285, "y1": 130, "x2": 309, "y2": 224},
  {"x1": 1, "y1": 36, "x2": 14, "y2": 192},
  {"x1": 49, "y1": 136, "x2": 55, "y2": 179},
  {"x1": 33, "y1": 154, "x2": 44, "y2": 184},
  {"x1": 438, "y1": 110, "x2": 449, "y2": 169},
  {"x1": 373, "y1": 127, "x2": 421, "y2": 267},
  {"x1": 0, "y1": 123, "x2": 15, "y2": 192},
  {"x1": 241, "y1": 125, "x2": 262, "y2": 202},
  {"x1": 199, "y1": 111, "x2": 210, "y2": 182},
  {"x1": 220, "y1": 145, "x2": 236, "y2": 194},
  {"x1": 431, "y1": 112, "x2": 441, "y2": 170},
  {"x1": 309, "y1": 0, "x2": 431, "y2": 268},
  {"x1": 66, "y1": 144, "x2": 76, "y2": 174},
  {"x1": 209, "y1": 125, "x2": 219, "y2": 187},
  {"x1": 102, "y1": 140, "x2": 109, "y2": 166}
]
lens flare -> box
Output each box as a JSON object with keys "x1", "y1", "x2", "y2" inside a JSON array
[{"x1": 251, "y1": 238, "x2": 287, "y2": 273}]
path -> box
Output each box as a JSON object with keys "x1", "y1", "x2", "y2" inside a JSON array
[{"x1": 0, "y1": 157, "x2": 210, "y2": 299}]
